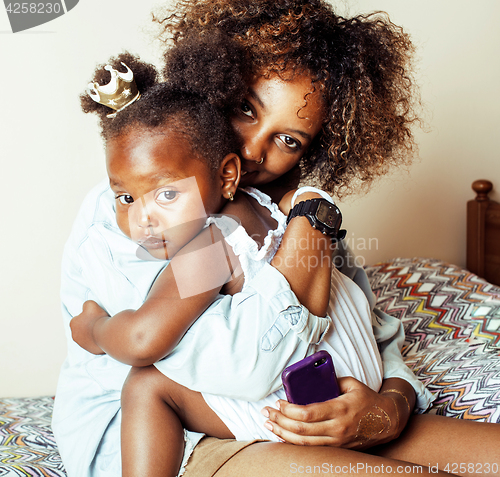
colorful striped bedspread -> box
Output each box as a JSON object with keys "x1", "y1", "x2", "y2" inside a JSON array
[
  {"x1": 366, "y1": 258, "x2": 500, "y2": 421},
  {"x1": 1, "y1": 258, "x2": 499, "y2": 475},
  {"x1": 0, "y1": 396, "x2": 65, "y2": 476}
]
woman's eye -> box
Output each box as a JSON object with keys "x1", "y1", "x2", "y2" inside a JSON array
[
  {"x1": 277, "y1": 134, "x2": 300, "y2": 150},
  {"x1": 240, "y1": 101, "x2": 254, "y2": 119},
  {"x1": 156, "y1": 190, "x2": 179, "y2": 204},
  {"x1": 117, "y1": 195, "x2": 134, "y2": 205}
]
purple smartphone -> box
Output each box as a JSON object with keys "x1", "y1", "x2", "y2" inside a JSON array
[{"x1": 281, "y1": 350, "x2": 340, "y2": 405}]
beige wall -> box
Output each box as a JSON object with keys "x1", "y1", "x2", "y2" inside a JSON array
[
  {"x1": 337, "y1": 0, "x2": 500, "y2": 268},
  {"x1": 1, "y1": 0, "x2": 499, "y2": 397}
]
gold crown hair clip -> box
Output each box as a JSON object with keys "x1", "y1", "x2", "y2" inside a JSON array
[{"x1": 87, "y1": 62, "x2": 140, "y2": 118}]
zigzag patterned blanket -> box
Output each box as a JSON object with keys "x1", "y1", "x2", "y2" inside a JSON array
[
  {"x1": 1, "y1": 258, "x2": 499, "y2": 475},
  {"x1": 366, "y1": 258, "x2": 500, "y2": 422},
  {"x1": 0, "y1": 396, "x2": 64, "y2": 476}
]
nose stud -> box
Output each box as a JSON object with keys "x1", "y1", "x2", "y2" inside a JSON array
[{"x1": 255, "y1": 157, "x2": 264, "y2": 165}]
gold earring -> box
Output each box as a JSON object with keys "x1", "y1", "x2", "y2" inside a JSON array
[
  {"x1": 255, "y1": 157, "x2": 264, "y2": 165},
  {"x1": 227, "y1": 191, "x2": 234, "y2": 201}
]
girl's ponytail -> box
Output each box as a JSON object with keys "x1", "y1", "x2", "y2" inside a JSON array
[{"x1": 80, "y1": 52, "x2": 159, "y2": 122}]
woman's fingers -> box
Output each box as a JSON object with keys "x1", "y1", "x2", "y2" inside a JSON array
[
  {"x1": 263, "y1": 401, "x2": 348, "y2": 446},
  {"x1": 276, "y1": 399, "x2": 337, "y2": 423},
  {"x1": 265, "y1": 417, "x2": 336, "y2": 446},
  {"x1": 263, "y1": 400, "x2": 373, "y2": 448},
  {"x1": 262, "y1": 377, "x2": 396, "y2": 448},
  {"x1": 265, "y1": 404, "x2": 329, "y2": 435}
]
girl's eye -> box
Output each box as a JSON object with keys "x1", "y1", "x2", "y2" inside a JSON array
[
  {"x1": 239, "y1": 101, "x2": 254, "y2": 119},
  {"x1": 277, "y1": 134, "x2": 301, "y2": 150},
  {"x1": 117, "y1": 195, "x2": 134, "y2": 205},
  {"x1": 156, "y1": 190, "x2": 179, "y2": 204}
]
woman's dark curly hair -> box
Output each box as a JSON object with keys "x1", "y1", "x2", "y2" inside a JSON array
[
  {"x1": 80, "y1": 45, "x2": 247, "y2": 171},
  {"x1": 155, "y1": 0, "x2": 419, "y2": 196}
]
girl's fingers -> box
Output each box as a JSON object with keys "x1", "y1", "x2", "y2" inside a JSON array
[{"x1": 82, "y1": 300, "x2": 109, "y2": 318}]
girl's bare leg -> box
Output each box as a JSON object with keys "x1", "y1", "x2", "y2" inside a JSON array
[
  {"x1": 370, "y1": 414, "x2": 500, "y2": 477},
  {"x1": 209, "y1": 441, "x2": 454, "y2": 477},
  {"x1": 121, "y1": 365, "x2": 234, "y2": 477}
]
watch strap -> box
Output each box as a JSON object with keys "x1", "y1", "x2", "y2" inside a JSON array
[
  {"x1": 291, "y1": 186, "x2": 335, "y2": 208},
  {"x1": 286, "y1": 198, "x2": 346, "y2": 240},
  {"x1": 286, "y1": 198, "x2": 320, "y2": 225}
]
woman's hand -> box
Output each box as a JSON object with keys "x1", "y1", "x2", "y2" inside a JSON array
[
  {"x1": 262, "y1": 377, "x2": 413, "y2": 449},
  {"x1": 70, "y1": 300, "x2": 108, "y2": 355}
]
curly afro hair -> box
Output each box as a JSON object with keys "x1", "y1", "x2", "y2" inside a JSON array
[
  {"x1": 155, "y1": 0, "x2": 419, "y2": 196},
  {"x1": 81, "y1": 46, "x2": 246, "y2": 171}
]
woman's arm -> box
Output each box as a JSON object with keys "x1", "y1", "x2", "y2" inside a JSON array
[
  {"x1": 263, "y1": 213, "x2": 429, "y2": 448},
  {"x1": 272, "y1": 189, "x2": 335, "y2": 317}
]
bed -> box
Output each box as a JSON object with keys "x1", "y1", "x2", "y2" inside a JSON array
[{"x1": 1, "y1": 180, "x2": 499, "y2": 476}]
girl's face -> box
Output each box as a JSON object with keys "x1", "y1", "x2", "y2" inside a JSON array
[
  {"x1": 106, "y1": 128, "x2": 224, "y2": 260},
  {"x1": 232, "y1": 74, "x2": 325, "y2": 187}
]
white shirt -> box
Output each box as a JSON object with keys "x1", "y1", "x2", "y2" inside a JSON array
[{"x1": 53, "y1": 179, "x2": 433, "y2": 476}]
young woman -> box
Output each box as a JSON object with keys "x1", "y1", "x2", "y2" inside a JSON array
[
  {"x1": 53, "y1": 1, "x2": 500, "y2": 476},
  {"x1": 155, "y1": 0, "x2": 426, "y2": 447},
  {"x1": 154, "y1": 1, "x2": 499, "y2": 475}
]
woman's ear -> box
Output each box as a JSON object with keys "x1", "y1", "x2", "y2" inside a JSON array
[{"x1": 219, "y1": 153, "x2": 241, "y2": 201}]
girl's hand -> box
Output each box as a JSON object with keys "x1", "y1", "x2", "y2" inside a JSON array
[
  {"x1": 70, "y1": 300, "x2": 108, "y2": 355},
  {"x1": 262, "y1": 377, "x2": 408, "y2": 449}
]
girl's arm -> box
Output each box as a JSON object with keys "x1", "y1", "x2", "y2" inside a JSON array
[
  {"x1": 70, "y1": 190, "x2": 335, "y2": 400},
  {"x1": 70, "y1": 224, "x2": 241, "y2": 366},
  {"x1": 71, "y1": 188, "x2": 333, "y2": 367}
]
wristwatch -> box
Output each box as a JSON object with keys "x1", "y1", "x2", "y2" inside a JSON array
[{"x1": 286, "y1": 198, "x2": 347, "y2": 240}]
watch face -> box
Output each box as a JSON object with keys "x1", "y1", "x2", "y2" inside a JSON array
[{"x1": 316, "y1": 201, "x2": 341, "y2": 229}]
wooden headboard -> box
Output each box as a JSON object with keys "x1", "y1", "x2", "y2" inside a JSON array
[{"x1": 467, "y1": 180, "x2": 500, "y2": 286}]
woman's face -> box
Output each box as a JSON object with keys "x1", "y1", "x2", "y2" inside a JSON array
[{"x1": 232, "y1": 74, "x2": 325, "y2": 187}]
